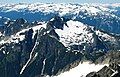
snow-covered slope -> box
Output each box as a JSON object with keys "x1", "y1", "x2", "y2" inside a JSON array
[
  {"x1": 54, "y1": 20, "x2": 118, "y2": 51},
  {"x1": 55, "y1": 20, "x2": 91, "y2": 47},
  {"x1": 54, "y1": 62, "x2": 108, "y2": 77},
  {"x1": 1, "y1": 18, "x2": 119, "y2": 53},
  {"x1": 0, "y1": 22, "x2": 46, "y2": 45}
]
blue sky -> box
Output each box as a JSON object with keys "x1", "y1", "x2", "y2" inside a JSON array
[{"x1": 0, "y1": 0, "x2": 120, "y2": 4}]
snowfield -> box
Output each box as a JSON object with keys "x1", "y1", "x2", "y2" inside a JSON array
[
  {"x1": 55, "y1": 20, "x2": 116, "y2": 47},
  {"x1": 55, "y1": 20, "x2": 93, "y2": 47},
  {"x1": 54, "y1": 62, "x2": 108, "y2": 77},
  {"x1": 0, "y1": 3, "x2": 118, "y2": 19}
]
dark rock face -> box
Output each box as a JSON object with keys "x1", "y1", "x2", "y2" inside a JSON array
[
  {"x1": 0, "y1": 28, "x2": 83, "y2": 77},
  {"x1": 20, "y1": 30, "x2": 84, "y2": 77},
  {"x1": 87, "y1": 61, "x2": 120, "y2": 77},
  {"x1": 46, "y1": 16, "x2": 68, "y2": 30},
  {"x1": 48, "y1": 29, "x2": 60, "y2": 40},
  {"x1": 0, "y1": 18, "x2": 38, "y2": 36},
  {"x1": 0, "y1": 43, "x2": 23, "y2": 77},
  {"x1": 21, "y1": 33, "x2": 66, "y2": 77},
  {"x1": 0, "y1": 28, "x2": 36, "y2": 77},
  {"x1": 4, "y1": 19, "x2": 25, "y2": 36},
  {"x1": 86, "y1": 72, "x2": 100, "y2": 77},
  {"x1": 69, "y1": 44, "x2": 84, "y2": 51},
  {"x1": 95, "y1": 51, "x2": 120, "y2": 64},
  {"x1": 98, "y1": 66, "x2": 114, "y2": 77},
  {"x1": 24, "y1": 28, "x2": 34, "y2": 52}
]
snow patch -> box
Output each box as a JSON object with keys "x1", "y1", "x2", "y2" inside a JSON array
[{"x1": 54, "y1": 62, "x2": 108, "y2": 77}]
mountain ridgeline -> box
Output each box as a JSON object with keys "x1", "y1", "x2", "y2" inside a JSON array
[
  {"x1": 0, "y1": 3, "x2": 120, "y2": 34},
  {"x1": 0, "y1": 3, "x2": 120, "y2": 77}
]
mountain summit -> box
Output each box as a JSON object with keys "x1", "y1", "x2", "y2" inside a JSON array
[{"x1": 0, "y1": 3, "x2": 120, "y2": 77}]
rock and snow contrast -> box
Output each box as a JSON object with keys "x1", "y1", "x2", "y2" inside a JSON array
[
  {"x1": 0, "y1": 3, "x2": 120, "y2": 77},
  {"x1": 54, "y1": 62, "x2": 108, "y2": 77}
]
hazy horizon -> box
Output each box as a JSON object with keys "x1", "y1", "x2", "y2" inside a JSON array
[{"x1": 0, "y1": 0, "x2": 120, "y2": 4}]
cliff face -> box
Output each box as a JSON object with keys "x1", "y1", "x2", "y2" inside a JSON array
[{"x1": 0, "y1": 28, "x2": 83, "y2": 77}]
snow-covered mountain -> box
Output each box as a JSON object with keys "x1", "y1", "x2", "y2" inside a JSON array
[
  {"x1": 1, "y1": 16, "x2": 119, "y2": 52},
  {"x1": 0, "y1": 3, "x2": 120, "y2": 77},
  {"x1": 0, "y1": 15, "x2": 119, "y2": 77},
  {"x1": 0, "y1": 3, "x2": 120, "y2": 34}
]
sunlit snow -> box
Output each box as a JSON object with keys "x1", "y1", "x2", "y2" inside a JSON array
[
  {"x1": 0, "y1": 3, "x2": 115, "y2": 16},
  {"x1": 55, "y1": 20, "x2": 94, "y2": 47},
  {"x1": 54, "y1": 62, "x2": 108, "y2": 77}
]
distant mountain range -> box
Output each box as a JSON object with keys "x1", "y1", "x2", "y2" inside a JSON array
[{"x1": 0, "y1": 3, "x2": 120, "y2": 34}]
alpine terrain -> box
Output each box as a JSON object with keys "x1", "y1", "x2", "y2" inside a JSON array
[{"x1": 0, "y1": 3, "x2": 120, "y2": 77}]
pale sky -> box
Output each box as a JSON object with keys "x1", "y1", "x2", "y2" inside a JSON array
[{"x1": 0, "y1": 0, "x2": 120, "y2": 4}]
